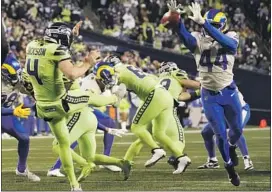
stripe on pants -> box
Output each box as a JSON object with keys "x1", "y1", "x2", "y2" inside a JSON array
[
  {"x1": 67, "y1": 112, "x2": 81, "y2": 133},
  {"x1": 133, "y1": 90, "x2": 155, "y2": 124},
  {"x1": 173, "y1": 107, "x2": 184, "y2": 143}
]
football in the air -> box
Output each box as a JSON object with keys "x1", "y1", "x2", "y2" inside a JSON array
[{"x1": 160, "y1": 11, "x2": 180, "y2": 27}]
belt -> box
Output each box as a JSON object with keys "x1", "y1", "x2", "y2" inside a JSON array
[{"x1": 206, "y1": 85, "x2": 236, "y2": 96}]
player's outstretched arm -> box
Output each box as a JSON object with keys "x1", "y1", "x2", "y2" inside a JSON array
[
  {"x1": 59, "y1": 50, "x2": 101, "y2": 80},
  {"x1": 88, "y1": 91, "x2": 118, "y2": 107},
  {"x1": 180, "y1": 79, "x2": 201, "y2": 89},
  {"x1": 168, "y1": 0, "x2": 197, "y2": 52},
  {"x1": 178, "y1": 89, "x2": 200, "y2": 103},
  {"x1": 176, "y1": 21, "x2": 198, "y2": 52},
  {"x1": 188, "y1": 2, "x2": 238, "y2": 53},
  {"x1": 202, "y1": 21, "x2": 238, "y2": 53}
]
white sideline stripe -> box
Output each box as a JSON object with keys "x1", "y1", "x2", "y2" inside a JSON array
[{"x1": 2, "y1": 127, "x2": 270, "y2": 140}]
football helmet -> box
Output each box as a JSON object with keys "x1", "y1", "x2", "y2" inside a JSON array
[
  {"x1": 159, "y1": 61, "x2": 179, "y2": 74},
  {"x1": 44, "y1": 22, "x2": 73, "y2": 48},
  {"x1": 2, "y1": 53, "x2": 21, "y2": 85},
  {"x1": 93, "y1": 61, "x2": 117, "y2": 88},
  {"x1": 203, "y1": 9, "x2": 228, "y2": 33}
]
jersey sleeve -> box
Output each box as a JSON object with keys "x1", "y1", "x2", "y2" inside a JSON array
[{"x1": 53, "y1": 45, "x2": 71, "y2": 62}]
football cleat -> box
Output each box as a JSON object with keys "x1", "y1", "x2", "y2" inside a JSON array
[
  {"x1": 71, "y1": 185, "x2": 82, "y2": 191},
  {"x1": 229, "y1": 145, "x2": 239, "y2": 166},
  {"x1": 47, "y1": 169, "x2": 65, "y2": 177},
  {"x1": 145, "y1": 148, "x2": 166, "y2": 168},
  {"x1": 77, "y1": 163, "x2": 96, "y2": 182},
  {"x1": 197, "y1": 159, "x2": 220, "y2": 169},
  {"x1": 243, "y1": 156, "x2": 254, "y2": 171},
  {"x1": 172, "y1": 155, "x2": 191, "y2": 174},
  {"x1": 120, "y1": 159, "x2": 132, "y2": 181},
  {"x1": 225, "y1": 163, "x2": 240, "y2": 186},
  {"x1": 167, "y1": 156, "x2": 178, "y2": 170},
  {"x1": 16, "y1": 168, "x2": 41, "y2": 182}
]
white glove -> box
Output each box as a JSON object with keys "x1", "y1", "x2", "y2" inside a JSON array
[
  {"x1": 188, "y1": 2, "x2": 205, "y2": 25},
  {"x1": 112, "y1": 83, "x2": 127, "y2": 99},
  {"x1": 167, "y1": 0, "x2": 185, "y2": 14},
  {"x1": 107, "y1": 128, "x2": 127, "y2": 137}
]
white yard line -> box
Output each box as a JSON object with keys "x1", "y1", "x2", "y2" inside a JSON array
[{"x1": 2, "y1": 127, "x2": 270, "y2": 140}]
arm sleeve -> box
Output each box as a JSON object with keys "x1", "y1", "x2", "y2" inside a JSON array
[
  {"x1": 88, "y1": 92, "x2": 118, "y2": 107},
  {"x1": 203, "y1": 21, "x2": 238, "y2": 53},
  {"x1": 97, "y1": 122, "x2": 107, "y2": 132},
  {"x1": 1, "y1": 108, "x2": 13, "y2": 116},
  {"x1": 176, "y1": 20, "x2": 197, "y2": 52}
]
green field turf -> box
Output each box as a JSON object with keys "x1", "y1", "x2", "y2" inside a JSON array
[{"x1": 2, "y1": 128, "x2": 271, "y2": 191}]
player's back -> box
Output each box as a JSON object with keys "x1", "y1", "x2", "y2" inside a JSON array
[
  {"x1": 159, "y1": 70, "x2": 185, "y2": 101},
  {"x1": 115, "y1": 64, "x2": 159, "y2": 100},
  {"x1": 25, "y1": 40, "x2": 70, "y2": 102},
  {"x1": 192, "y1": 31, "x2": 238, "y2": 91}
]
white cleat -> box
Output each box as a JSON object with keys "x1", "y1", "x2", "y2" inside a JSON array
[
  {"x1": 47, "y1": 169, "x2": 65, "y2": 177},
  {"x1": 71, "y1": 185, "x2": 82, "y2": 191},
  {"x1": 172, "y1": 155, "x2": 191, "y2": 174},
  {"x1": 102, "y1": 165, "x2": 122, "y2": 172},
  {"x1": 244, "y1": 156, "x2": 254, "y2": 171},
  {"x1": 145, "y1": 148, "x2": 166, "y2": 168},
  {"x1": 16, "y1": 169, "x2": 41, "y2": 182}
]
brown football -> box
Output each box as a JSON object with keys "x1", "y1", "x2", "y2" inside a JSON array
[{"x1": 160, "y1": 11, "x2": 180, "y2": 27}]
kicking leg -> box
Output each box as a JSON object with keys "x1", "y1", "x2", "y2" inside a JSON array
[{"x1": 48, "y1": 118, "x2": 79, "y2": 189}]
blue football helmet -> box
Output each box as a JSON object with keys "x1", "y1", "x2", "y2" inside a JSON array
[
  {"x1": 2, "y1": 53, "x2": 21, "y2": 85},
  {"x1": 203, "y1": 9, "x2": 228, "y2": 33},
  {"x1": 93, "y1": 61, "x2": 117, "y2": 88}
]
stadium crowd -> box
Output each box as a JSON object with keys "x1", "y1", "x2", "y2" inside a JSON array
[
  {"x1": 1, "y1": 0, "x2": 270, "y2": 137},
  {"x1": 94, "y1": 0, "x2": 271, "y2": 75}
]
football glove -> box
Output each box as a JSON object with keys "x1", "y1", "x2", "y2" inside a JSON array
[
  {"x1": 167, "y1": 0, "x2": 185, "y2": 14},
  {"x1": 188, "y1": 2, "x2": 205, "y2": 25},
  {"x1": 107, "y1": 128, "x2": 127, "y2": 137},
  {"x1": 13, "y1": 103, "x2": 31, "y2": 118},
  {"x1": 111, "y1": 83, "x2": 127, "y2": 99}
]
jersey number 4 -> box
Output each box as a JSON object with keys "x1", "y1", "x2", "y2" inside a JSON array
[
  {"x1": 26, "y1": 58, "x2": 43, "y2": 85},
  {"x1": 200, "y1": 49, "x2": 227, "y2": 72}
]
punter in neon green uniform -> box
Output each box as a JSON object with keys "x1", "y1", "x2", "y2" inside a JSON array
[
  {"x1": 94, "y1": 57, "x2": 192, "y2": 174},
  {"x1": 25, "y1": 22, "x2": 109, "y2": 191}
]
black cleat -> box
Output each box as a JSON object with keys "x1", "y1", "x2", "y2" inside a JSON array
[
  {"x1": 229, "y1": 145, "x2": 239, "y2": 166},
  {"x1": 225, "y1": 163, "x2": 240, "y2": 186},
  {"x1": 120, "y1": 160, "x2": 132, "y2": 181},
  {"x1": 167, "y1": 156, "x2": 178, "y2": 170},
  {"x1": 197, "y1": 160, "x2": 220, "y2": 169}
]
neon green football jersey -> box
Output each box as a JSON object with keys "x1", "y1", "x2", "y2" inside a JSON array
[
  {"x1": 25, "y1": 40, "x2": 71, "y2": 101},
  {"x1": 159, "y1": 69, "x2": 188, "y2": 100},
  {"x1": 114, "y1": 64, "x2": 159, "y2": 100}
]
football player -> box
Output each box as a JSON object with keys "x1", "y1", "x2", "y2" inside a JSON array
[
  {"x1": 47, "y1": 73, "x2": 128, "y2": 177},
  {"x1": 123, "y1": 61, "x2": 201, "y2": 174},
  {"x1": 168, "y1": 0, "x2": 242, "y2": 186},
  {"x1": 24, "y1": 21, "x2": 121, "y2": 191},
  {"x1": 2, "y1": 53, "x2": 40, "y2": 181},
  {"x1": 198, "y1": 90, "x2": 254, "y2": 171},
  {"x1": 94, "y1": 57, "x2": 189, "y2": 175}
]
